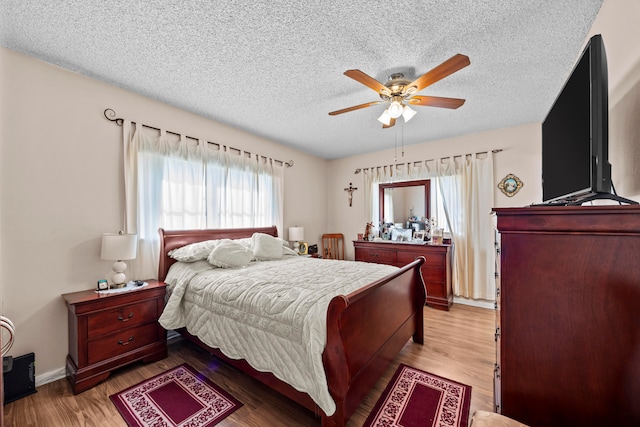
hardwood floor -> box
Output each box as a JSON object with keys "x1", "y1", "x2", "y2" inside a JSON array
[{"x1": 3, "y1": 304, "x2": 495, "y2": 426}]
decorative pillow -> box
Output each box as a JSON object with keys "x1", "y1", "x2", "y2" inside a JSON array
[
  {"x1": 168, "y1": 239, "x2": 226, "y2": 262},
  {"x1": 251, "y1": 232, "x2": 284, "y2": 260},
  {"x1": 282, "y1": 245, "x2": 298, "y2": 256},
  {"x1": 234, "y1": 237, "x2": 253, "y2": 248},
  {"x1": 207, "y1": 241, "x2": 253, "y2": 268}
]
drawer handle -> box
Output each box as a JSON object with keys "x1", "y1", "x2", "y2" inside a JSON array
[
  {"x1": 118, "y1": 312, "x2": 134, "y2": 322},
  {"x1": 118, "y1": 336, "x2": 134, "y2": 346}
]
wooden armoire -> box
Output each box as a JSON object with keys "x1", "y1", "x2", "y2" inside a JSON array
[{"x1": 494, "y1": 206, "x2": 640, "y2": 427}]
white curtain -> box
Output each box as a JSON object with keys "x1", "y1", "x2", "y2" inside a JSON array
[
  {"x1": 123, "y1": 122, "x2": 284, "y2": 280},
  {"x1": 437, "y1": 154, "x2": 495, "y2": 300},
  {"x1": 360, "y1": 153, "x2": 495, "y2": 300}
]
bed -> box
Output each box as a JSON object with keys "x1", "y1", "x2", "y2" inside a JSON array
[{"x1": 157, "y1": 226, "x2": 426, "y2": 427}]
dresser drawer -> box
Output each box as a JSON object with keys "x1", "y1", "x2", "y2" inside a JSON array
[
  {"x1": 397, "y1": 251, "x2": 444, "y2": 267},
  {"x1": 353, "y1": 241, "x2": 452, "y2": 310},
  {"x1": 87, "y1": 299, "x2": 158, "y2": 338},
  {"x1": 87, "y1": 323, "x2": 159, "y2": 365},
  {"x1": 355, "y1": 248, "x2": 396, "y2": 264},
  {"x1": 421, "y1": 266, "x2": 445, "y2": 283}
]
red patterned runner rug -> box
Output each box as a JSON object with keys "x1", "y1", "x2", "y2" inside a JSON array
[
  {"x1": 364, "y1": 363, "x2": 471, "y2": 427},
  {"x1": 110, "y1": 363, "x2": 242, "y2": 427}
]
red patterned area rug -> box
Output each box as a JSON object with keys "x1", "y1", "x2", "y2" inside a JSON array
[
  {"x1": 364, "y1": 364, "x2": 471, "y2": 427},
  {"x1": 110, "y1": 363, "x2": 242, "y2": 427}
]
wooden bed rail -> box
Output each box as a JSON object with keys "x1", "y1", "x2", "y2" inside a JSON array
[{"x1": 322, "y1": 257, "x2": 426, "y2": 426}]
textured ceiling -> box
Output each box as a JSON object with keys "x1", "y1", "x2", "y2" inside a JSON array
[{"x1": 1, "y1": 0, "x2": 603, "y2": 159}]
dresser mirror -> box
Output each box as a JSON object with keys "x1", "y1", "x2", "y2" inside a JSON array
[{"x1": 379, "y1": 179, "x2": 431, "y2": 235}]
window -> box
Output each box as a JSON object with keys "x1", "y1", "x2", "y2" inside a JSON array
[{"x1": 131, "y1": 129, "x2": 283, "y2": 242}]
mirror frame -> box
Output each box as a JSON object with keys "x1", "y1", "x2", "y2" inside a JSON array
[{"x1": 379, "y1": 179, "x2": 432, "y2": 225}]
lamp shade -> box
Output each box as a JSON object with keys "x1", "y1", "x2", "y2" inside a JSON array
[
  {"x1": 387, "y1": 102, "x2": 403, "y2": 119},
  {"x1": 288, "y1": 226, "x2": 304, "y2": 242},
  {"x1": 377, "y1": 109, "x2": 391, "y2": 126},
  {"x1": 101, "y1": 233, "x2": 138, "y2": 261},
  {"x1": 402, "y1": 105, "x2": 417, "y2": 122}
]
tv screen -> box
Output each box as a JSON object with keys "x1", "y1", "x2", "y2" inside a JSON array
[{"x1": 542, "y1": 34, "x2": 611, "y2": 203}]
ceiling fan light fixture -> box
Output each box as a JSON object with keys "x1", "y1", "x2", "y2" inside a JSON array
[
  {"x1": 387, "y1": 98, "x2": 404, "y2": 119},
  {"x1": 377, "y1": 109, "x2": 392, "y2": 126},
  {"x1": 402, "y1": 105, "x2": 417, "y2": 122},
  {"x1": 329, "y1": 54, "x2": 470, "y2": 129}
]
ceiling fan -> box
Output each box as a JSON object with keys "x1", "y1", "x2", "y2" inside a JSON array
[{"x1": 329, "y1": 54, "x2": 470, "y2": 128}]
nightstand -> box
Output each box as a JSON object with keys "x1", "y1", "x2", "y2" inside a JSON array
[{"x1": 62, "y1": 280, "x2": 167, "y2": 394}]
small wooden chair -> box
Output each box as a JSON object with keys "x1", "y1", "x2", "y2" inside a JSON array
[{"x1": 321, "y1": 233, "x2": 345, "y2": 260}]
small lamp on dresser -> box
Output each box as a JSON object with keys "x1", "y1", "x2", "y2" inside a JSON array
[
  {"x1": 288, "y1": 226, "x2": 304, "y2": 253},
  {"x1": 101, "y1": 231, "x2": 137, "y2": 288}
]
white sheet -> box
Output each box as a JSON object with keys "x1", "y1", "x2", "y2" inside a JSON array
[{"x1": 158, "y1": 256, "x2": 398, "y2": 415}]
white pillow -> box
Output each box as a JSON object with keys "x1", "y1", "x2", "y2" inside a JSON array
[
  {"x1": 207, "y1": 241, "x2": 253, "y2": 268},
  {"x1": 251, "y1": 233, "x2": 284, "y2": 260},
  {"x1": 282, "y1": 245, "x2": 298, "y2": 256},
  {"x1": 234, "y1": 237, "x2": 253, "y2": 248},
  {"x1": 168, "y1": 239, "x2": 228, "y2": 262}
]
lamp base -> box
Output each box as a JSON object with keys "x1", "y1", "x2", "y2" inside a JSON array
[
  {"x1": 110, "y1": 263, "x2": 128, "y2": 289},
  {"x1": 110, "y1": 282, "x2": 128, "y2": 289}
]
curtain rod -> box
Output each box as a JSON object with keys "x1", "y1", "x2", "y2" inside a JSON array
[
  {"x1": 103, "y1": 108, "x2": 294, "y2": 168},
  {"x1": 353, "y1": 149, "x2": 503, "y2": 174}
]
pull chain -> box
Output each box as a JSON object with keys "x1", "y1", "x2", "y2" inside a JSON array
[
  {"x1": 394, "y1": 129, "x2": 397, "y2": 162},
  {"x1": 401, "y1": 121, "x2": 405, "y2": 158}
]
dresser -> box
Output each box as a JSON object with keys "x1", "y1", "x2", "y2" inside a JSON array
[
  {"x1": 494, "y1": 206, "x2": 640, "y2": 426},
  {"x1": 62, "y1": 281, "x2": 167, "y2": 393},
  {"x1": 354, "y1": 240, "x2": 452, "y2": 310}
]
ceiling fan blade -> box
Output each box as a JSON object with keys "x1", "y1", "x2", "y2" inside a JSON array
[
  {"x1": 406, "y1": 54, "x2": 470, "y2": 93},
  {"x1": 329, "y1": 101, "x2": 382, "y2": 116},
  {"x1": 409, "y1": 95, "x2": 466, "y2": 109},
  {"x1": 382, "y1": 117, "x2": 396, "y2": 129},
  {"x1": 344, "y1": 70, "x2": 391, "y2": 96}
]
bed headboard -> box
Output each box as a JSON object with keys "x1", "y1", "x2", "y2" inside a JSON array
[{"x1": 157, "y1": 226, "x2": 278, "y2": 281}]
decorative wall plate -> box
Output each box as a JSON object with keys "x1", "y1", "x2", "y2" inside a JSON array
[{"x1": 498, "y1": 173, "x2": 523, "y2": 197}]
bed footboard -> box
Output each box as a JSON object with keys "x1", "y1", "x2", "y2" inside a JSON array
[{"x1": 321, "y1": 257, "x2": 426, "y2": 427}]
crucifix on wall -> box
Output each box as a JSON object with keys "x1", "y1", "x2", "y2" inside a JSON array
[{"x1": 344, "y1": 182, "x2": 358, "y2": 207}]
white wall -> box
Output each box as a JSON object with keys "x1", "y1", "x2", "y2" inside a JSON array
[
  {"x1": 593, "y1": 0, "x2": 640, "y2": 199},
  {"x1": 0, "y1": 47, "x2": 328, "y2": 379}
]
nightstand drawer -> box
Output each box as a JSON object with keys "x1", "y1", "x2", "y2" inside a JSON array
[
  {"x1": 87, "y1": 323, "x2": 159, "y2": 365},
  {"x1": 87, "y1": 299, "x2": 158, "y2": 338}
]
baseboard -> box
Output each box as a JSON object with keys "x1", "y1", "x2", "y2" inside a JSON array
[
  {"x1": 454, "y1": 296, "x2": 495, "y2": 309},
  {"x1": 35, "y1": 366, "x2": 66, "y2": 387},
  {"x1": 35, "y1": 333, "x2": 180, "y2": 388}
]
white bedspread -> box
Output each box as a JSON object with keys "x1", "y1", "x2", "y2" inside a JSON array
[{"x1": 158, "y1": 256, "x2": 397, "y2": 415}]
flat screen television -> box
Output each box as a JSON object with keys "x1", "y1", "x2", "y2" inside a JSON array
[
  {"x1": 540, "y1": 35, "x2": 637, "y2": 205},
  {"x1": 541, "y1": 34, "x2": 613, "y2": 204}
]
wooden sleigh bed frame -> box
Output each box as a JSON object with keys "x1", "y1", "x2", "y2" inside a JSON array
[{"x1": 158, "y1": 226, "x2": 426, "y2": 427}]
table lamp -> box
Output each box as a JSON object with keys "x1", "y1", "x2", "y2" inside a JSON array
[
  {"x1": 288, "y1": 226, "x2": 304, "y2": 253},
  {"x1": 101, "y1": 231, "x2": 138, "y2": 288}
]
